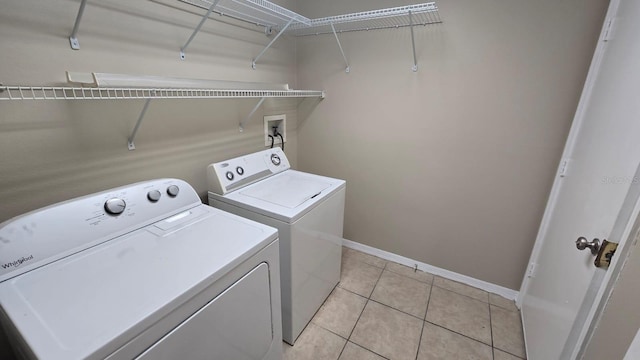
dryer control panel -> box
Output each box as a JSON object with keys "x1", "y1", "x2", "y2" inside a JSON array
[
  {"x1": 0, "y1": 179, "x2": 201, "y2": 282},
  {"x1": 206, "y1": 148, "x2": 290, "y2": 195}
]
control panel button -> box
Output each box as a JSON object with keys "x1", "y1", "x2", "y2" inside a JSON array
[
  {"x1": 271, "y1": 154, "x2": 281, "y2": 166},
  {"x1": 147, "y1": 190, "x2": 161, "y2": 202},
  {"x1": 104, "y1": 198, "x2": 126, "y2": 215},
  {"x1": 236, "y1": 166, "x2": 244, "y2": 175},
  {"x1": 226, "y1": 171, "x2": 234, "y2": 181},
  {"x1": 167, "y1": 185, "x2": 180, "y2": 197}
]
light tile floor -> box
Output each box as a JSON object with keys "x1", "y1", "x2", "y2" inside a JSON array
[{"x1": 284, "y1": 247, "x2": 526, "y2": 360}]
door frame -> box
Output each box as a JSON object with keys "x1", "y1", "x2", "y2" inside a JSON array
[{"x1": 517, "y1": 0, "x2": 638, "y2": 357}]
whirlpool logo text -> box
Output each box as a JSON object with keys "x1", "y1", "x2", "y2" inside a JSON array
[{"x1": 1, "y1": 255, "x2": 34, "y2": 269}]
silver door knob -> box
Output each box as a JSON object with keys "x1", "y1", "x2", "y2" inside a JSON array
[{"x1": 576, "y1": 237, "x2": 600, "y2": 255}]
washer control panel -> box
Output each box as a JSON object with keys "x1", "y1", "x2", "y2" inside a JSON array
[
  {"x1": 0, "y1": 179, "x2": 200, "y2": 282},
  {"x1": 206, "y1": 148, "x2": 290, "y2": 195}
]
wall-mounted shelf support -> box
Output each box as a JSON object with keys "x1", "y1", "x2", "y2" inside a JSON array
[
  {"x1": 330, "y1": 23, "x2": 350, "y2": 73},
  {"x1": 239, "y1": 96, "x2": 266, "y2": 132},
  {"x1": 252, "y1": 17, "x2": 294, "y2": 69},
  {"x1": 127, "y1": 98, "x2": 153, "y2": 150},
  {"x1": 180, "y1": 0, "x2": 221, "y2": 60},
  {"x1": 69, "y1": 0, "x2": 88, "y2": 50},
  {"x1": 1, "y1": 82, "x2": 324, "y2": 150},
  {"x1": 409, "y1": 11, "x2": 418, "y2": 72}
]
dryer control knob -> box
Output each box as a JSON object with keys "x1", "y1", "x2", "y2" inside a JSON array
[
  {"x1": 271, "y1": 154, "x2": 281, "y2": 166},
  {"x1": 236, "y1": 166, "x2": 244, "y2": 175},
  {"x1": 104, "y1": 198, "x2": 126, "y2": 215},
  {"x1": 147, "y1": 190, "x2": 161, "y2": 202},
  {"x1": 167, "y1": 185, "x2": 180, "y2": 197},
  {"x1": 226, "y1": 171, "x2": 234, "y2": 181}
]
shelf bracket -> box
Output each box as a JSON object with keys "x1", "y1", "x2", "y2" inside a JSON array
[
  {"x1": 239, "y1": 97, "x2": 266, "y2": 132},
  {"x1": 127, "y1": 98, "x2": 153, "y2": 150},
  {"x1": 252, "y1": 18, "x2": 295, "y2": 70},
  {"x1": 180, "y1": 0, "x2": 221, "y2": 60},
  {"x1": 69, "y1": 0, "x2": 88, "y2": 50},
  {"x1": 330, "y1": 23, "x2": 350, "y2": 73},
  {"x1": 409, "y1": 10, "x2": 418, "y2": 72}
]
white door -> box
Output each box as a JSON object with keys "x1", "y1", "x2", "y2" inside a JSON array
[{"x1": 519, "y1": 0, "x2": 640, "y2": 359}]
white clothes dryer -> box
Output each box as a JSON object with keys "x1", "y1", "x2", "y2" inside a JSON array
[
  {"x1": 0, "y1": 179, "x2": 282, "y2": 360},
  {"x1": 207, "y1": 148, "x2": 345, "y2": 344}
]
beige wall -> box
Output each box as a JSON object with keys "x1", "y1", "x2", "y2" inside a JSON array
[
  {"x1": 0, "y1": 0, "x2": 301, "y2": 222},
  {"x1": 295, "y1": 0, "x2": 608, "y2": 289},
  {"x1": 0, "y1": 0, "x2": 616, "y2": 356}
]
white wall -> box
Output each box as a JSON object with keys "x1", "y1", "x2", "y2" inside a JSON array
[{"x1": 295, "y1": 0, "x2": 609, "y2": 289}]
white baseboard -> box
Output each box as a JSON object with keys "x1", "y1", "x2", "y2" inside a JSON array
[{"x1": 343, "y1": 239, "x2": 519, "y2": 302}]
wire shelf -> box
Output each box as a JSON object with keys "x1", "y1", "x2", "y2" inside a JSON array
[
  {"x1": 288, "y1": 3, "x2": 441, "y2": 36},
  {"x1": 179, "y1": 1, "x2": 440, "y2": 35},
  {"x1": 0, "y1": 86, "x2": 325, "y2": 101},
  {"x1": 180, "y1": 0, "x2": 310, "y2": 30}
]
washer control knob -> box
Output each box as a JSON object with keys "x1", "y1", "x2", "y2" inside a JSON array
[
  {"x1": 236, "y1": 166, "x2": 244, "y2": 175},
  {"x1": 167, "y1": 185, "x2": 180, "y2": 197},
  {"x1": 271, "y1": 154, "x2": 281, "y2": 166},
  {"x1": 104, "y1": 198, "x2": 126, "y2": 215},
  {"x1": 147, "y1": 190, "x2": 161, "y2": 202},
  {"x1": 226, "y1": 171, "x2": 234, "y2": 181}
]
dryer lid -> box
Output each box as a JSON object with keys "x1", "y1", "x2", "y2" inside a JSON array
[{"x1": 239, "y1": 172, "x2": 332, "y2": 209}]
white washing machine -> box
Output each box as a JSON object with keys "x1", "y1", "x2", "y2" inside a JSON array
[
  {"x1": 206, "y1": 148, "x2": 345, "y2": 344},
  {"x1": 0, "y1": 179, "x2": 282, "y2": 360}
]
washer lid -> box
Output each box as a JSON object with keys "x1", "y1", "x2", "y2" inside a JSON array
[
  {"x1": 0, "y1": 205, "x2": 277, "y2": 360},
  {"x1": 240, "y1": 172, "x2": 332, "y2": 208},
  {"x1": 212, "y1": 170, "x2": 345, "y2": 223}
]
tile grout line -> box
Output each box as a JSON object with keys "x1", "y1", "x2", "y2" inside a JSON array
[
  {"x1": 336, "y1": 336, "x2": 348, "y2": 360},
  {"x1": 414, "y1": 321, "x2": 427, "y2": 360},
  {"x1": 348, "y1": 248, "x2": 431, "y2": 282},
  {"x1": 414, "y1": 282, "x2": 434, "y2": 360},
  {"x1": 489, "y1": 302, "x2": 495, "y2": 360},
  {"x1": 348, "y1": 249, "x2": 518, "y2": 310},
  {"x1": 494, "y1": 347, "x2": 528, "y2": 360},
  {"x1": 368, "y1": 259, "x2": 387, "y2": 300},
  {"x1": 337, "y1": 258, "x2": 387, "y2": 359},
  {"x1": 346, "y1": 254, "x2": 496, "y2": 341},
  {"x1": 424, "y1": 320, "x2": 493, "y2": 349},
  {"x1": 336, "y1": 284, "x2": 371, "y2": 301},
  {"x1": 367, "y1": 298, "x2": 427, "y2": 322},
  {"x1": 488, "y1": 305, "x2": 527, "y2": 359},
  {"x1": 304, "y1": 283, "x2": 341, "y2": 341},
  {"x1": 489, "y1": 302, "x2": 520, "y2": 313},
  {"x1": 383, "y1": 268, "x2": 433, "y2": 285},
  {"x1": 348, "y1": 340, "x2": 392, "y2": 360},
  {"x1": 431, "y1": 282, "x2": 490, "y2": 304},
  {"x1": 343, "y1": 251, "x2": 523, "y2": 359}
]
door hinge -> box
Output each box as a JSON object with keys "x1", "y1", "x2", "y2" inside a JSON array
[
  {"x1": 602, "y1": 18, "x2": 615, "y2": 42},
  {"x1": 527, "y1": 262, "x2": 538, "y2": 278},
  {"x1": 559, "y1": 158, "x2": 570, "y2": 177}
]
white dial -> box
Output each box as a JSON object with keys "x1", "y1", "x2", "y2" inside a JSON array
[
  {"x1": 167, "y1": 185, "x2": 180, "y2": 197},
  {"x1": 271, "y1": 154, "x2": 281, "y2": 166},
  {"x1": 104, "y1": 198, "x2": 126, "y2": 215},
  {"x1": 147, "y1": 190, "x2": 161, "y2": 202}
]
